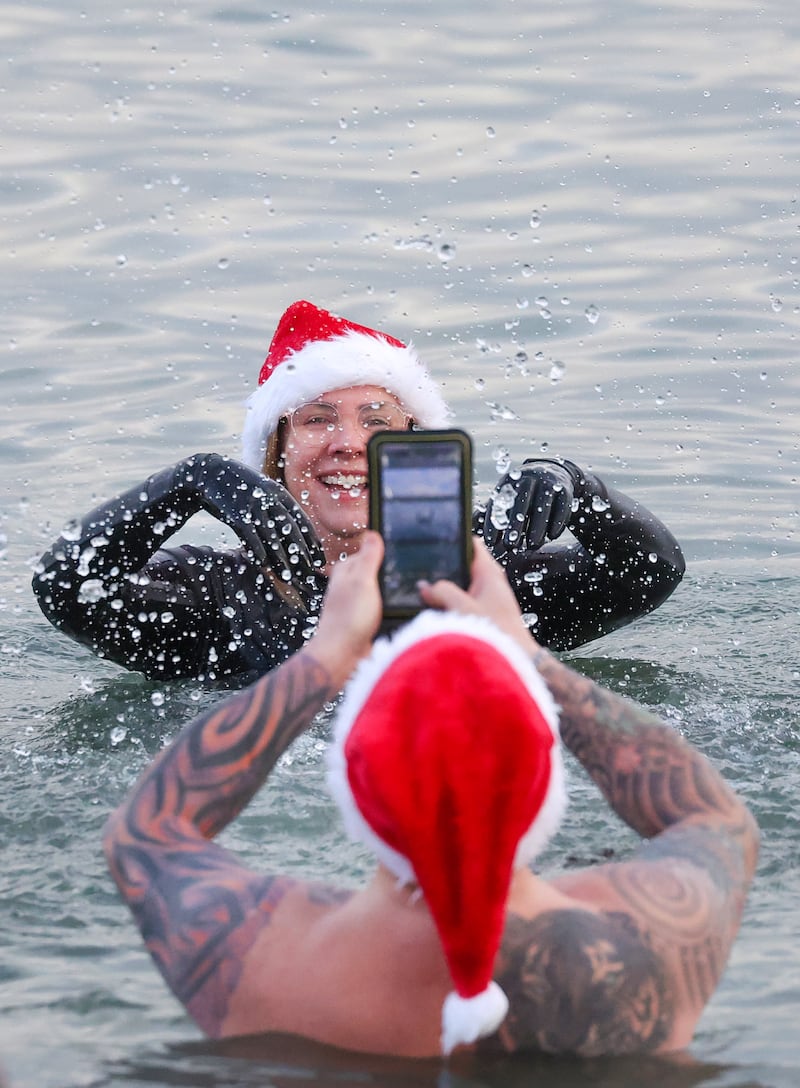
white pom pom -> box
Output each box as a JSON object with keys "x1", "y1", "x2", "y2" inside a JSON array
[{"x1": 440, "y1": 982, "x2": 509, "y2": 1055}]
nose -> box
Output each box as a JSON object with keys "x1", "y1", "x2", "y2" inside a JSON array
[{"x1": 326, "y1": 416, "x2": 368, "y2": 454}]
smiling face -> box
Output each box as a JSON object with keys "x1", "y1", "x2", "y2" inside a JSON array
[{"x1": 280, "y1": 385, "x2": 411, "y2": 570}]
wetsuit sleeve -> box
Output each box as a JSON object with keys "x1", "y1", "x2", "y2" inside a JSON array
[
  {"x1": 31, "y1": 453, "x2": 325, "y2": 680},
  {"x1": 477, "y1": 462, "x2": 685, "y2": 651}
]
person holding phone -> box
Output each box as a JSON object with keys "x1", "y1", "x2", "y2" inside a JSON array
[
  {"x1": 32, "y1": 300, "x2": 685, "y2": 684},
  {"x1": 103, "y1": 533, "x2": 757, "y2": 1057}
]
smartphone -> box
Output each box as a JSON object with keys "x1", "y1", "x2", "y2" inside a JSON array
[{"x1": 368, "y1": 429, "x2": 473, "y2": 620}]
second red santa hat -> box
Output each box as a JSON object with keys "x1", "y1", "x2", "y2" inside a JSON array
[{"x1": 326, "y1": 610, "x2": 567, "y2": 1055}]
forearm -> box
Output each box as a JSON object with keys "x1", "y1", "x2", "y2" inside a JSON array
[
  {"x1": 107, "y1": 647, "x2": 339, "y2": 850},
  {"x1": 34, "y1": 459, "x2": 203, "y2": 603},
  {"x1": 531, "y1": 647, "x2": 743, "y2": 839},
  {"x1": 570, "y1": 482, "x2": 685, "y2": 586}
]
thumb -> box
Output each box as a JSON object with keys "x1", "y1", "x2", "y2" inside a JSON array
[
  {"x1": 418, "y1": 577, "x2": 474, "y2": 613},
  {"x1": 357, "y1": 529, "x2": 385, "y2": 571}
]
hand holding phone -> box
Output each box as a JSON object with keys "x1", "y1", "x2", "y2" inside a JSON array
[{"x1": 367, "y1": 429, "x2": 473, "y2": 620}]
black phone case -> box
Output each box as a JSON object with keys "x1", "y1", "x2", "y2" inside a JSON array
[{"x1": 367, "y1": 429, "x2": 473, "y2": 620}]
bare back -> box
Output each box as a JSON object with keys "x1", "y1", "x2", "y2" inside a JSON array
[{"x1": 169, "y1": 814, "x2": 750, "y2": 1059}]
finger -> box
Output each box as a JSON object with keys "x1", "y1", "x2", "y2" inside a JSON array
[
  {"x1": 545, "y1": 485, "x2": 573, "y2": 539},
  {"x1": 500, "y1": 474, "x2": 536, "y2": 549},
  {"x1": 483, "y1": 473, "x2": 530, "y2": 554},
  {"x1": 276, "y1": 495, "x2": 326, "y2": 569},
  {"x1": 520, "y1": 477, "x2": 553, "y2": 549},
  {"x1": 235, "y1": 522, "x2": 270, "y2": 566},
  {"x1": 418, "y1": 577, "x2": 475, "y2": 612},
  {"x1": 356, "y1": 529, "x2": 385, "y2": 572},
  {"x1": 480, "y1": 502, "x2": 501, "y2": 552}
]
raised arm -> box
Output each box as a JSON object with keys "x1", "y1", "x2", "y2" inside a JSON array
[
  {"x1": 499, "y1": 641, "x2": 758, "y2": 1055},
  {"x1": 475, "y1": 458, "x2": 685, "y2": 650},
  {"x1": 32, "y1": 453, "x2": 325, "y2": 679},
  {"x1": 421, "y1": 544, "x2": 758, "y2": 1055},
  {"x1": 103, "y1": 532, "x2": 384, "y2": 1035}
]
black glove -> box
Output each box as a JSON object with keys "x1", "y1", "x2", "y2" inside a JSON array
[
  {"x1": 476, "y1": 458, "x2": 586, "y2": 557},
  {"x1": 176, "y1": 454, "x2": 326, "y2": 605}
]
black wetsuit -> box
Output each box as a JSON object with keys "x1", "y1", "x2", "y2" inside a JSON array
[{"x1": 32, "y1": 453, "x2": 685, "y2": 684}]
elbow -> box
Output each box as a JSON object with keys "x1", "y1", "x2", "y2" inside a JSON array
[
  {"x1": 102, "y1": 808, "x2": 122, "y2": 868},
  {"x1": 102, "y1": 807, "x2": 130, "y2": 892},
  {"x1": 740, "y1": 803, "x2": 761, "y2": 885},
  {"x1": 663, "y1": 537, "x2": 686, "y2": 583},
  {"x1": 31, "y1": 552, "x2": 66, "y2": 625},
  {"x1": 634, "y1": 543, "x2": 686, "y2": 615}
]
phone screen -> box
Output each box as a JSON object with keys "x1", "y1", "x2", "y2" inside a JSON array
[{"x1": 368, "y1": 431, "x2": 472, "y2": 617}]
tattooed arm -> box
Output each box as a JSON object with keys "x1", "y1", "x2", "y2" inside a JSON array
[
  {"x1": 489, "y1": 647, "x2": 760, "y2": 1055},
  {"x1": 103, "y1": 533, "x2": 385, "y2": 1035},
  {"x1": 422, "y1": 539, "x2": 759, "y2": 1056}
]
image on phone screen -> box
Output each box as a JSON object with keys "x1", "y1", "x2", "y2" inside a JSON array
[{"x1": 375, "y1": 438, "x2": 469, "y2": 612}]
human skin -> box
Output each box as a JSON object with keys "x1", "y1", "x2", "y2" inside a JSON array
[
  {"x1": 280, "y1": 384, "x2": 408, "y2": 572},
  {"x1": 104, "y1": 537, "x2": 757, "y2": 1057}
]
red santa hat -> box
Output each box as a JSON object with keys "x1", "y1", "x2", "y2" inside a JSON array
[
  {"x1": 326, "y1": 610, "x2": 567, "y2": 1056},
  {"x1": 241, "y1": 300, "x2": 451, "y2": 471}
]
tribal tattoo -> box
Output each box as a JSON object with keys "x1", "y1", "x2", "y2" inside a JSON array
[
  {"x1": 104, "y1": 649, "x2": 338, "y2": 1035},
  {"x1": 535, "y1": 649, "x2": 759, "y2": 858},
  {"x1": 495, "y1": 649, "x2": 761, "y2": 1055}
]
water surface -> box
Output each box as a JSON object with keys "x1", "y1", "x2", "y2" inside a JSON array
[{"x1": 1, "y1": 1, "x2": 798, "y2": 1086}]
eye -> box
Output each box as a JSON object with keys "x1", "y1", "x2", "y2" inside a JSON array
[
  {"x1": 293, "y1": 405, "x2": 338, "y2": 428},
  {"x1": 359, "y1": 405, "x2": 409, "y2": 430}
]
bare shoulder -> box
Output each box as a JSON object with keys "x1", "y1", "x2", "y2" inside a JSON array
[
  {"x1": 164, "y1": 870, "x2": 355, "y2": 1038},
  {"x1": 486, "y1": 817, "x2": 758, "y2": 1057}
]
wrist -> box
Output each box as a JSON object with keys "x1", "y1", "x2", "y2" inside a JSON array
[{"x1": 302, "y1": 633, "x2": 366, "y2": 691}]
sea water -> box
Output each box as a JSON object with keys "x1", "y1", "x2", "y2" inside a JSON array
[{"x1": 0, "y1": 1, "x2": 798, "y2": 1086}]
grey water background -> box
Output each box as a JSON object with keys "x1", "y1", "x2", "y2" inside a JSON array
[{"x1": 1, "y1": 0, "x2": 799, "y2": 1085}]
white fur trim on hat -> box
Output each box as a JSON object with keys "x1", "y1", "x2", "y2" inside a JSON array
[
  {"x1": 441, "y1": 982, "x2": 509, "y2": 1055},
  {"x1": 241, "y1": 329, "x2": 451, "y2": 471}
]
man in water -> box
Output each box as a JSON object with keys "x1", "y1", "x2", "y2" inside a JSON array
[
  {"x1": 104, "y1": 534, "x2": 756, "y2": 1057},
  {"x1": 33, "y1": 300, "x2": 685, "y2": 683}
]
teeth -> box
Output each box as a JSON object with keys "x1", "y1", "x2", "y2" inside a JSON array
[{"x1": 322, "y1": 474, "x2": 367, "y2": 490}]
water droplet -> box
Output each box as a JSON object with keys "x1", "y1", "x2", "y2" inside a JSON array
[
  {"x1": 110, "y1": 725, "x2": 127, "y2": 746},
  {"x1": 77, "y1": 579, "x2": 106, "y2": 605},
  {"x1": 488, "y1": 402, "x2": 519, "y2": 422},
  {"x1": 529, "y1": 210, "x2": 541, "y2": 229},
  {"x1": 486, "y1": 126, "x2": 496, "y2": 138},
  {"x1": 61, "y1": 519, "x2": 82, "y2": 542},
  {"x1": 549, "y1": 361, "x2": 566, "y2": 384},
  {"x1": 585, "y1": 304, "x2": 600, "y2": 325},
  {"x1": 218, "y1": 257, "x2": 230, "y2": 270},
  {"x1": 492, "y1": 446, "x2": 512, "y2": 474},
  {"x1": 151, "y1": 691, "x2": 165, "y2": 706},
  {"x1": 116, "y1": 254, "x2": 127, "y2": 267},
  {"x1": 489, "y1": 483, "x2": 517, "y2": 531}
]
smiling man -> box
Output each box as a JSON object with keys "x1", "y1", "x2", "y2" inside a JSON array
[{"x1": 32, "y1": 300, "x2": 685, "y2": 684}]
